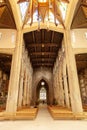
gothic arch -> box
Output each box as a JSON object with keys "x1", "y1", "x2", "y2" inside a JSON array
[
  {"x1": 32, "y1": 75, "x2": 54, "y2": 105},
  {"x1": 36, "y1": 79, "x2": 49, "y2": 104}
]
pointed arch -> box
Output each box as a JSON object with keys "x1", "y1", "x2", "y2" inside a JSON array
[
  {"x1": 32, "y1": 76, "x2": 54, "y2": 105},
  {"x1": 36, "y1": 78, "x2": 49, "y2": 104}
]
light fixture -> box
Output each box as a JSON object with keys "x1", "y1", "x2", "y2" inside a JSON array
[
  {"x1": 42, "y1": 52, "x2": 44, "y2": 55},
  {"x1": 42, "y1": 44, "x2": 44, "y2": 47},
  {"x1": 42, "y1": 58, "x2": 44, "y2": 61},
  {"x1": 41, "y1": 81, "x2": 45, "y2": 86}
]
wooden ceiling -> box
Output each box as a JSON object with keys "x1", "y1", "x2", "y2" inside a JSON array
[
  {"x1": 0, "y1": 0, "x2": 87, "y2": 71},
  {"x1": 0, "y1": 54, "x2": 12, "y2": 75},
  {"x1": 24, "y1": 29, "x2": 63, "y2": 68},
  {"x1": 71, "y1": 0, "x2": 87, "y2": 29},
  {"x1": 0, "y1": 0, "x2": 16, "y2": 29}
]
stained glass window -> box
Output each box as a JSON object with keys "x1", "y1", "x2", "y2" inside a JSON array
[
  {"x1": 18, "y1": 1, "x2": 68, "y2": 25},
  {"x1": 39, "y1": 87, "x2": 46, "y2": 100}
]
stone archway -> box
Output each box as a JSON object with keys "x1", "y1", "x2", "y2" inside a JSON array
[
  {"x1": 36, "y1": 79, "x2": 49, "y2": 105},
  {"x1": 32, "y1": 68, "x2": 54, "y2": 106}
]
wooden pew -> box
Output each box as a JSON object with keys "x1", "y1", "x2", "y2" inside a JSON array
[
  {"x1": 15, "y1": 107, "x2": 38, "y2": 120},
  {"x1": 48, "y1": 106, "x2": 86, "y2": 120}
]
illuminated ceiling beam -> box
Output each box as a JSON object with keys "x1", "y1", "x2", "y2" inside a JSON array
[
  {"x1": 9, "y1": 0, "x2": 22, "y2": 30},
  {"x1": 65, "y1": 0, "x2": 79, "y2": 29}
]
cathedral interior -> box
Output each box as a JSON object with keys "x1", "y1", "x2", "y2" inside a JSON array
[{"x1": 0, "y1": 0, "x2": 87, "y2": 120}]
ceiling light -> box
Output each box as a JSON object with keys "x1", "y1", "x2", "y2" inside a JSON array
[
  {"x1": 41, "y1": 81, "x2": 45, "y2": 86},
  {"x1": 42, "y1": 58, "x2": 44, "y2": 61},
  {"x1": 42, "y1": 44, "x2": 44, "y2": 47},
  {"x1": 42, "y1": 52, "x2": 44, "y2": 55}
]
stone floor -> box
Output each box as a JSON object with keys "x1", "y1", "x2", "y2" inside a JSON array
[{"x1": 0, "y1": 104, "x2": 87, "y2": 130}]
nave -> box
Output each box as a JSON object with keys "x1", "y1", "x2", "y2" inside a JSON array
[{"x1": 0, "y1": 0, "x2": 87, "y2": 121}]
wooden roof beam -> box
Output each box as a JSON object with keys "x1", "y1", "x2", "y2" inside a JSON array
[
  {"x1": 32, "y1": 61, "x2": 54, "y2": 64},
  {"x1": 22, "y1": 0, "x2": 32, "y2": 28},
  {"x1": 31, "y1": 58, "x2": 55, "y2": 62},
  {"x1": 17, "y1": 0, "x2": 28, "y2": 3},
  {"x1": 27, "y1": 43, "x2": 59, "y2": 47},
  {"x1": 30, "y1": 52, "x2": 56, "y2": 55},
  {"x1": 60, "y1": 0, "x2": 69, "y2": 3},
  {"x1": 32, "y1": 63, "x2": 53, "y2": 66}
]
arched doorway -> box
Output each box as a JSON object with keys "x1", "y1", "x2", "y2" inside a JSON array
[{"x1": 36, "y1": 79, "x2": 49, "y2": 105}]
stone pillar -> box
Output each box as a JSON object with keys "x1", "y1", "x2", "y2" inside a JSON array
[
  {"x1": 63, "y1": 55, "x2": 70, "y2": 108},
  {"x1": 53, "y1": 64, "x2": 57, "y2": 100},
  {"x1": 29, "y1": 67, "x2": 33, "y2": 104},
  {"x1": 6, "y1": 31, "x2": 23, "y2": 115},
  {"x1": 26, "y1": 75, "x2": 30, "y2": 106},
  {"x1": 23, "y1": 69, "x2": 27, "y2": 106},
  {"x1": 56, "y1": 67, "x2": 60, "y2": 103},
  {"x1": 64, "y1": 30, "x2": 83, "y2": 113},
  {"x1": 18, "y1": 60, "x2": 24, "y2": 108},
  {"x1": 58, "y1": 53, "x2": 64, "y2": 106}
]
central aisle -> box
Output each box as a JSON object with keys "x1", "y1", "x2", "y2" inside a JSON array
[
  {"x1": 36, "y1": 104, "x2": 53, "y2": 120},
  {"x1": 0, "y1": 104, "x2": 87, "y2": 130}
]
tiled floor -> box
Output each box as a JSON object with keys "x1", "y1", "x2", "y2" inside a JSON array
[{"x1": 0, "y1": 104, "x2": 87, "y2": 130}]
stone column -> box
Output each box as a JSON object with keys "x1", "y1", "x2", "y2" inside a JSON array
[
  {"x1": 63, "y1": 55, "x2": 70, "y2": 108},
  {"x1": 58, "y1": 55, "x2": 64, "y2": 106},
  {"x1": 64, "y1": 30, "x2": 83, "y2": 113},
  {"x1": 26, "y1": 75, "x2": 30, "y2": 106},
  {"x1": 53, "y1": 65, "x2": 57, "y2": 100},
  {"x1": 23, "y1": 68, "x2": 27, "y2": 106},
  {"x1": 18, "y1": 60, "x2": 24, "y2": 108},
  {"x1": 6, "y1": 31, "x2": 23, "y2": 115},
  {"x1": 56, "y1": 66, "x2": 60, "y2": 103},
  {"x1": 29, "y1": 69, "x2": 33, "y2": 104}
]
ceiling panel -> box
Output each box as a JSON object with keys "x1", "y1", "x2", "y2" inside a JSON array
[{"x1": 24, "y1": 29, "x2": 63, "y2": 68}]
